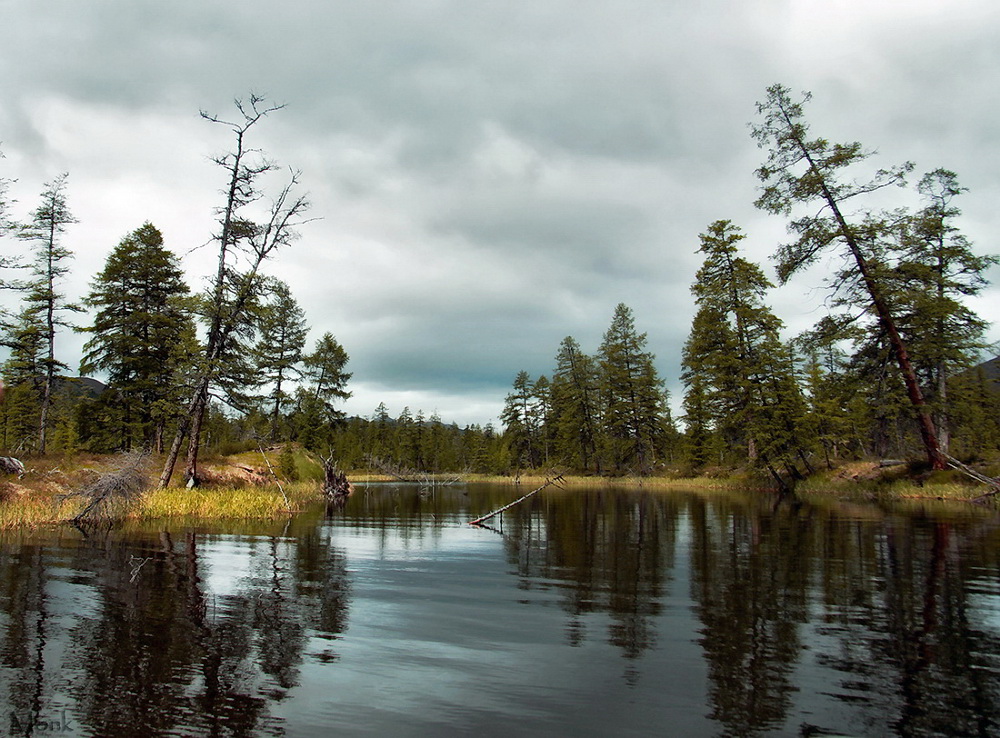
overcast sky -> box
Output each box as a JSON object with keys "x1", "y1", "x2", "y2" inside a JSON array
[{"x1": 1, "y1": 0, "x2": 998, "y2": 427}]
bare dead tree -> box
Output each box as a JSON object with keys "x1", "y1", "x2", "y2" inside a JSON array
[{"x1": 159, "y1": 94, "x2": 311, "y2": 488}]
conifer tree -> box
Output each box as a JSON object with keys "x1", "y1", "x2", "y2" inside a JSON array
[
  {"x1": 598, "y1": 303, "x2": 666, "y2": 473},
  {"x1": 17, "y1": 173, "x2": 79, "y2": 453},
  {"x1": 681, "y1": 221, "x2": 807, "y2": 481},
  {"x1": 501, "y1": 370, "x2": 539, "y2": 469},
  {"x1": 303, "y1": 332, "x2": 351, "y2": 416},
  {"x1": 81, "y1": 222, "x2": 196, "y2": 450},
  {"x1": 550, "y1": 336, "x2": 601, "y2": 472},
  {"x1": 891, "y1": 169, "x2": 997, "y2": 452},
  {"x1": 253, "y1": 279, "x2": 308, "y2": 439},
  {"x1": 0, "y1": 306, "x2": 46, "y2": 450},
  {"x1": 752, "y1": 84, "x2": 945, "y2": 469},
  {"x1": 680, "y1": 370, "x2": 714, "y2": 469}
]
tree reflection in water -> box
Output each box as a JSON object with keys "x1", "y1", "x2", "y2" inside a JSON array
[
  {"x1": 0, "y1": 487, "x2": 999, "y2": 736},
  {"x1": 0, "y1": 517, "x2": 351, "y2": 737}
]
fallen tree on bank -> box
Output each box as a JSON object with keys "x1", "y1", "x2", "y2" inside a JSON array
[{"x1": 61, "y1": 452, "x2": 150, "y2": 524}]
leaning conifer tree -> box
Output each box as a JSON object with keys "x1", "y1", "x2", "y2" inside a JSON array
[
  {"x1": 751, "y1": 84, "x2": 946, "y2": 470},
  {"x1": 159, "y1": 94, "x2": 310, "y2": 488}
]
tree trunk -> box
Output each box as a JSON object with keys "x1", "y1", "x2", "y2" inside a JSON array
[
  {"x1": 184, "y1": 389, "x2": 209, "y2": 486},
  {"x1": 797, "y1": 142, "x2": 946, "y2": 470}
]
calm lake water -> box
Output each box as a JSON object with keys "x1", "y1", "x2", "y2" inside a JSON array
[{"x1": 2, "y1": 483, "x2": 1000, "y2": 737}]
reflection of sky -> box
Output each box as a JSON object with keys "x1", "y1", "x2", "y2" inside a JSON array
[
  {"x1": 272, "y1": 518, "x2": 713, "y2": 737},
  {"x1": 968, "y1": 579, "x2": 1000, "y2": 632},
  {"x1": 200, "y1": 536, "x2": 259, "y2": 598}
]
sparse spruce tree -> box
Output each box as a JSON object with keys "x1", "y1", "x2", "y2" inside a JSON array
[
  {"x1": 17, "y1": 173, "x2": 80, "y2": 453},
  {"x1": 501, "y1": 370, "x2": 542, "y2": 469},
  {"x1": 891, "y1": 169, "x2": 997, "y2": 453},
  {"x1": 550, "y1": 336, "x2": 601, "y2": 472},
  {"x1": 253, "y1": 279, "x2": 308, "y2": 439},
  {"x1": 681, "y1": 221, "x2": 807, "y2": 482},
  {"x1": 0, "y1": 306, "x2": 46, "y2": 451},
  {"x1": 302, "y1": 332, "x2": 351, "y2": 419}
]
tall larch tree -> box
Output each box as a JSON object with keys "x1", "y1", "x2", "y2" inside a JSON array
[
  {"x1": 501, "y1": 370, "x2": 540, "y2": 469},
  {"x1": 681, "y1": 221, "x2": 806, "y2": 481},
  {"x1": 17, "y1": 173, "x2": 79, "y2": 453},
  {"x1": 253, "y1": 279, "x2": 308, "y2": 439},
  {"x1": 550, "y1": 336, "x2": 601, "y2": 472},
  {"x1": 303, "y1": 333, "x2": 351, "y2": 417},
  {"x1": 751, "y1": 84, "x2": 945, "y2": 469},
  {"x1": 892, "y1": 169, "x2": 997, "y2": 453}
]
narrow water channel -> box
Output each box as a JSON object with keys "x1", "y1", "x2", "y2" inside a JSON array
[{"x1": 1, "y1": 484, "x2": 999, "y2": 736}]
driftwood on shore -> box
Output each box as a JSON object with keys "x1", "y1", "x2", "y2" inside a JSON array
[
  {"x1": 945, "y1": 454, "x2": 1000, "y2": 503},
  {"x1": 364, "y1": 454, "x2": 463, "y2": 486},
  {"x1": 0, "y1": 457, "x2": 25, "y2": 476},
  {"x1": 61, "y1": 452, "x2": 150, "y2": 524},
  {"x1": 469, "y1": 474, "x2": 565, "y2": 526}
]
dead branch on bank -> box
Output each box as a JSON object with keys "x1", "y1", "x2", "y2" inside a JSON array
[
  {"x1": 256, "y1": 441, "x2": 293, "y2": 513},
  {"x1": 945, "y1": 454, "x2": 1000, "y2": 503},
  {"x1": 469, "y1": 474, "x2": 565, "y2": 527},
  {"x1": 0, "y1": 457, "x2": 25, "y2": 476},
  {"x1": 364, "y1": 454, "x2": 464, "y2": 486},
  {"x1": 61, "y1": 452, "x2": 150, "y2": 524}
]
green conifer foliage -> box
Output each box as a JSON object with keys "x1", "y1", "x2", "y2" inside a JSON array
[
  {"x1": 500, "y1": 370, "x2": 540, "y2": 469},
  {"x1": 598, "y1": 303, "x2": 666, "y2": 473},
  {"x1": 17, "y1": 173, "x2": 79, "y2": 453},
  {"x1": 752, "y1": 84, "x2": 944, "y2": 469},
  {"x1": 550, "y1": 336, "x2": 601, "y2": 472},
  {"x1": 892, "y1": 169, "x2": 998, "y2": 452},
  {"x1": 82, "y1": 222, "x2": 196, "y2": 451},
  {"x1": 682, "y1": 221, "x2": 808, "y2": 479},
  {"x1": 253, "y1": 279, "x2": 308, "y2": 439}
]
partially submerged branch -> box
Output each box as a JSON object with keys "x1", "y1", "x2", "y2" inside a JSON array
[{"x1": 469, "y1": 474, "x2": 565, "y2": 527}]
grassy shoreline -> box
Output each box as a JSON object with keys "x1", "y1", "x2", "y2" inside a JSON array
[{"x1": 0, "y1": 454, "x2": 996, "y2": 530}]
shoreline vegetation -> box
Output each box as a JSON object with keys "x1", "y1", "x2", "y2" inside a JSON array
[{"x1": 0, "y1": 447, "x2": 997, "y2": 531}]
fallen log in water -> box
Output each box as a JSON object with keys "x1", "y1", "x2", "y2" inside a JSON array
[{"x1": 469, "y1": 474, "x2": 565, "y2": 526}]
